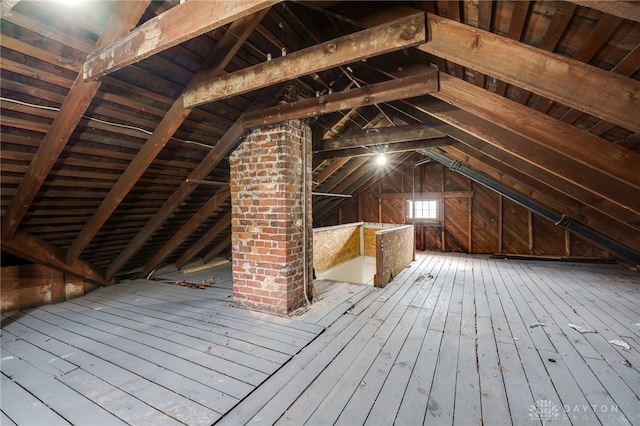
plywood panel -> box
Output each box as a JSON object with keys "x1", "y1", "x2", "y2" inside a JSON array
[
  {"x1": 364, "y1": 227, "x2": 383, "y2": 257},
  {"x1": 313, "y1": 224, "x2": 361, "y2": 272}
]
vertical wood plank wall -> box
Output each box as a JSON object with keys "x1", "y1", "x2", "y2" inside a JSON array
[
  {"x1": 317, "y1": 162, "x2": 608, "y2": 258},
  {"x1": 1, "y1": 264, "x2": 99, "y2": 313}
]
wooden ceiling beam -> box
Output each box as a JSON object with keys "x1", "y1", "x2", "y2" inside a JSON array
[
  {"x1": 1, "y1": 231, "x2": 105, "y2": 284},
  {"x1": 83, "y1": 0, "x2": 278, "y2": 80},
  {"x1": 67, "y1": 9, "x2": 269, "y2": 266},
  {"x1": 140, "y1": 187, "x2": 230, "y2": 277},
  {"x1": 183, "y1": 13, "x2": 427, "y2": 108},
  {"x1": 242, "y1": 71, "x2": 439, "y2": 129},
  {"x1": 313, "y1": 158, "x2": 350, "y2": 187},
  {"x1": 316, "y1": 157, "x2": 369, "y2": 196},
  {"x1": 419, "y1": 13, "x2": 640, "y2": 133},
  {"x1": 175, "y1": 211, "x2": 231, "y2": 269},
  {"x1": 0, "y1": 1, "x2": 150, "y2": 242},
  {"x1": 315, "y1": 138, "x2": 450, "y2": 161},
  {"x1": 566, "y1": 1, "x2": 640, "y2": 22},
  {"x1": 435, "y1": 74, "x2": 640, "y2": 191},
  {"x1": 1, "y1": 0, "x2": 20, "y2": 17},
  {"x1": 323, "y1": 124, "x2": 444, "y2": 150}
]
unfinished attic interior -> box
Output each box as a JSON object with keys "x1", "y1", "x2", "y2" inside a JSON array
[{"x1": 1, "y1": 0, "x2": 639, "y2": 424}]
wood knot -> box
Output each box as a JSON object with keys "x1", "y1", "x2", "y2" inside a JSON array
[
  {"x1": 471, "y1": 34, "x2": 481, "y2": 50},
  {"x1": 400, "y1": 24, "x2": 419, "y2": 40},
  {"x1": 324, "y1": 43, "x2": 337, "y2": 55}
]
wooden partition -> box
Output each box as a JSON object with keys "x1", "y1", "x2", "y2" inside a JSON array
[
  {"x1": 316, "y1": 161, "x2": 610, "y2": 260},
  {"x1": 313, "y1": 222, "x2": 363, "y2": 272},
  {"x1": 1, "y1": 264, "x2": 99, "y2": 313},
  {"x1": 374, "y1": 225, "x2": 414, "y2": 288}
]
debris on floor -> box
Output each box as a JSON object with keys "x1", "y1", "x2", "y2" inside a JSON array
[
  {"x1": 529, "y1": 322, "x2": 545, "y2": 328},
  {"x1": 568, "y1": 324, "x2": 596, "y2": 334},
  {"x1": 172, "y1": 278, "x2": 215, "y2": 289},
  {"x1": 609, "y1": 339, "x2": 631, "y2": 350}
]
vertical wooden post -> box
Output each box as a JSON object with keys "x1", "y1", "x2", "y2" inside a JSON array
[
  {"x1": 528, "y1": 210, "x2": 534, "y2": 254},
  {"x1": 498, "y1": 195, "x2": 503, "y2": 253},
  {"x1": 468, "y1": 196, "x2": 473, "y2": 253}
]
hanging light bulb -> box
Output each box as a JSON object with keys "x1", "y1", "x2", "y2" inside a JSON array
[{"x1": 376, "y1": 153, "x2": 387, "y2": 166}]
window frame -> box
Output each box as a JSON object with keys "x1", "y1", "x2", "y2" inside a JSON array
[{"x1": 406, "y1": 198, "x2": 439, "y2": 223}]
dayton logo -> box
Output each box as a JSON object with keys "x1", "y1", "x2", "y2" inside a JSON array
[{"x1": 529, "y1": 399, "x2": 561, "y2": 422}]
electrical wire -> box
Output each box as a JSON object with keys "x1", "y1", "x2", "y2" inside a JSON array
[{"x1": 0, "y1": 96, "x2": 214, "y2": 149}]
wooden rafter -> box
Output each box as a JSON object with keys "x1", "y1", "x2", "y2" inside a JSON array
[
  {"x1": 323, "y1": 124, "x2": 445, "y2": 150},
  {"x1": 175, "y1": 212, "x2": 232, "y2": 269},
  {"x1": 242, "y1": 71, "x2": 439, "y2": 129},
  {"x1": 315, "y1": 138, "x2": 450, "y2": 161},
  {"x1": 203, "y1": 236, "x2": 232, "y2": 264},
  {"x1": 396, "y1": 99, "x2": 640, "y2": 230},
  {"x1": 444, "y1": 145, "x2": 640, "y2": 253},
  {"x1": 66, "y1": 9, "x2": 269, "y2": 265},
  {"x1": 2, "y1": 231, "x2": 105, "y2": 284},
  {"x1": 83, "y1": 0, "x2": 278, "y2": 80},
  {"x1": 140, "y1": 187, "x2": 231, "y2": 277},
  {"x1": 183, "y1": 13, "x2": 427, "y2": 107},
  {"x1": 105, "y1": 84, "x2": 281, "y2": 281},
  {"x1": 0, "y1": 1, "x2": 151, "y2": 242},
  {"x1": 313, "y1": 158, "x2": 350, "y2": 187},
  {"x1": 419, "y1": 13, "x2": 640, "y2": 133},
  {"x1": 557, "y1": 13, "x2": 624, "y2": 123},
  {"x1": 567, "y1": 0, "x2": 640, "y2": 22},
  {"x1": 435, "y1": 74, "x2": 640, "y2": 191},
  {"x1": 1, "y1": 0, "x2": 21, "y2": 17},
  {"x1": 494, "y1": 0, "x2": 530, "y2": 96}
]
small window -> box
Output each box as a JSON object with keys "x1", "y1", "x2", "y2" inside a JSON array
[{"x1": 407, "y1": 200, "x2": 438, "y2": 220}]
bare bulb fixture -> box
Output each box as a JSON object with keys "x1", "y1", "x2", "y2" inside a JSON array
[{"x1": 376, "y1": 154, "x2": 387, "y2": 166}]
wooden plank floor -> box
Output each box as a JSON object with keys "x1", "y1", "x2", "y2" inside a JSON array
[
  {"x1": 2, "y1": 253, "x2": 639, "y2": 425},
  {"x1": 218, "y1": 252, "x2": 640, "y2": 426},
  {"x1": 1, "y1": 263, "x2": 325, "y2": 425}
]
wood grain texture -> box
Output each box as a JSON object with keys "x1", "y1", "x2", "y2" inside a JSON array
[
  {"x1": 420, "y1": 13, "x2": 640, "y2": 132},
  {"x1": 184, "y1": 13, "x2": 426, "y2": 107},
  {"x1": 83, "y1": 0, "x2": 278, "y2": 80}
]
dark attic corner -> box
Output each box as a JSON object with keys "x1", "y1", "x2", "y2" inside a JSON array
[{"x1": 1, "y1": 1, "x2": 639, "y2": 424}]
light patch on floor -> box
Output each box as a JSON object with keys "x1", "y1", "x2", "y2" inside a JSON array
[{"x1": 315, "y1": 256, "x2": 376, "y2": 285}]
